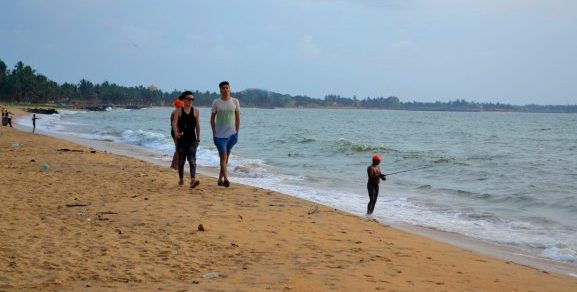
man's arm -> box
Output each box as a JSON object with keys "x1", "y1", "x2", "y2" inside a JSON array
[
  {"x1": 368, "y1": 166, "x2": 374, "y2": 178},
  {"x1": 235, "y1": 110, "x2": 240, "y2": 134},
  {"x1": 378, "y1": 167, "x2": 386, "y2": 180},
  {"x1": 210, "y1": 112, "x2": 216, "y2": 137},
  {"x1": 172, "y1": 109, "x2": 180, "y2": 139},
  {"x1": 194, "y1": 108, "x2": 200, "y2": 142}
]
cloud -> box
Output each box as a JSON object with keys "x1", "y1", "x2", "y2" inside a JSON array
[{"x1": 296, "y1": 35, "x2": 321, "y2": 59}]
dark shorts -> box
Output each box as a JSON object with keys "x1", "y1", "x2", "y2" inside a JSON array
[
  {"x1": 367, "y1": 183, "x2": 379, "y2": 200},
  {"x1": 213, "y1": 133, "x2": 238, "y2": 156}
]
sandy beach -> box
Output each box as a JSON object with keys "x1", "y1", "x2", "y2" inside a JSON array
[{"x1": 1, "y1": 109, "x2": 577, "y2": 291}]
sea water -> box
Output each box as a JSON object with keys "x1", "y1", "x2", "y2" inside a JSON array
[{"x1": 17, "y1": 107, "x2": 577, "y2": 265}]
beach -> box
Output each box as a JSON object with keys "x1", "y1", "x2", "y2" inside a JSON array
[{"x1": 1, "y1": 109, "x2": 576, "y2": 291}]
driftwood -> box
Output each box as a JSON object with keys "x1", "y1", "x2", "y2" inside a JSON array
[
  {"x1": 57, "y1": 148, "x2": 84, "y2": 152},
  {"x1": 96, "y1": 211, "x2": 118, "y2": 215},
  {"x1": 65, "y1": 203, "x2": 88, "y2": 207}
]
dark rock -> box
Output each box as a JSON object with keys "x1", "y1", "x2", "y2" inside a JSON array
[
  {"x1": 26, "y1": 108, "x2": 58, "y2": 114},
  {"x1": 85, "y1": 106, "x2": 109, "y2": 111},
  {"x1": 124, "y1": 105, "x2": 149, "y2": 110}
]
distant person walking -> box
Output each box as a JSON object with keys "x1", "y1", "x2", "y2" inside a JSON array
[
  {"x1": 172, "y1": 91, "x2": 201, "y2": 188},
  {"x1": 32, "y1": 114, "x2": 40, "y2": 133},
  {"x1": 211, "y1": 81, "x2": 240, "y2": 187},
  {"x1": 6, "y1": 111, "x2": 12, "y2": 127},
  {"x1": 367, "y1": 154, "x2": 386, "y2": 216},
  {"x1": 170, "y1": 96, "x2": 185, "y2": 169},
  {"x1": 1, "y1": 109, "x2": 7, "y2": 126}
]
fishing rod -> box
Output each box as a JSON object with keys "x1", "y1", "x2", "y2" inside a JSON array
[{"x1": 383, "y1": 165, "x2": 435, "y2": 176}]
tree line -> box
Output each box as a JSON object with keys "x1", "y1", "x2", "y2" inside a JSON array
[{"x1": 1, "y1": 58, "x2": 576, "y2": 113}]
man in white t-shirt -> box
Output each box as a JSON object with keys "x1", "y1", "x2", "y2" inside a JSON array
[{"x1": 211, "y1": 81, "x2": 240, "y2": 187}]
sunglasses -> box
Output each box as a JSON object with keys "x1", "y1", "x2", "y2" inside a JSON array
[{"x1": 186, "y1": 98, "x2": 195, "y2": 101}]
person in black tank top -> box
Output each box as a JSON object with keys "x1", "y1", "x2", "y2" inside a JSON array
[
  {"x1": 178, "y1": 107, "x2": 198, "y2": 142},
  {"x1": 171, "y1": 91, "x2": 201, "y2": 188}
]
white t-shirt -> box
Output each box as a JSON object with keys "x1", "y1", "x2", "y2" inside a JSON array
[{"x1": 211, "y1": 97, "x2": 240, "y2": 138}]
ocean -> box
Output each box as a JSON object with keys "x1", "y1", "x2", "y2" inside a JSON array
[{"x1": 16, "y1": 107, "x2": 577, "y2": 267}]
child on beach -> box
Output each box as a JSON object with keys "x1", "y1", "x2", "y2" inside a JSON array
[
  {"x1": 1, "y1": 109, "x2": 9, "y2": 127},
  {"x1": 7, "y1": 111, "x2": 12, "y2": 127},
  {"x1": 32, "y1": 114, "x2": 40, "y2": 133},
  {"x1": 367, "y1": 154, "x2": 386, "y2": 216}
]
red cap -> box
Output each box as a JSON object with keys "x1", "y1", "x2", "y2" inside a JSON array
[
  {"x1": 372, "y1": 154, "x2": 382, "y2": 161},
  {"x1": 173, "y1": 99, "x2": 184, "y2": 108}
]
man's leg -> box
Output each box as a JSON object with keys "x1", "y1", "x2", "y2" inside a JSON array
[
  {"x1": 177, "y1": 144, "x2": 187, "y2": 185},
  {"x1": 369, "y1": 185, "x2": 379, "y2": 214},
  {"x1": 367, "y1": 184, "x2": 375, "y2": 215},
  {"x1": 170, "y1": 139, "x2": 178, "y2": 170},
  {"x1": 220, "y1": 152, "x2": 228, "y2": 180},
  {"x1": 188, "y1": 143, "x2": 199, "y2": 188},
  {"x1": 222, "y1": 134, "x2": 237, "y2": 187},
  {"x1": 214, "y1": 137, "x2": 226, "y2": 185}
]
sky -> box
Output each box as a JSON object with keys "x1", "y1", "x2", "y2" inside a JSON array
[{"x1": 1, "y1": 0, "x2": 576, "y2": 105}]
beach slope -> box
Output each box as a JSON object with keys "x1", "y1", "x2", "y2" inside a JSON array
[{"x1": 1, "y1": 123, "x2": 576, "y2": 291}]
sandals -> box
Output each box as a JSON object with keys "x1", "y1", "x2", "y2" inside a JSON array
[
  {"x1": 180, "y1": 179, "x2": 200, "y2": 188},
  {"x1": 217, "y1": 179, "x2": 230, "y2": 187}
]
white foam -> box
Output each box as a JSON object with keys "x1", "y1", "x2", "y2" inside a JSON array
[
  {"x1": 119, "y1": 129, "x2": 173, "y2": 153},
  {"x1": 542, "y1": 245, "x2": 577, "y2": 263},
  {"x1": 233, "y1": 168, "x2": 577, "y2": 266}
]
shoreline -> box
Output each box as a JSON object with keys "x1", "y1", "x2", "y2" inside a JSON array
[
  {"x1": 11, "y1": 109, "x2": 577, "y2": 279},
  {"x1": 7, "y1": 102, "x2": 577, "y2": 114},
  {"x1": 2, "y1": 109, "x2": 577, "y2": 290}
]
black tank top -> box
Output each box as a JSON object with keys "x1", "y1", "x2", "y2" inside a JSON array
[{"x1": 177, "y1": 107, "x2": 197, "y2": 142}]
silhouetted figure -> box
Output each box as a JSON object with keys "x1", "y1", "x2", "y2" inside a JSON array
[
  {"x1": 32, "y1": 114, "x2": 40, "y2": 133},
  {"x1": 367, "y1": 154, "x2": 386, "y2": 216}
]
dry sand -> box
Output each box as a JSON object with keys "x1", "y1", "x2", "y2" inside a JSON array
[{"x1": 1, "y1": 108, "x2": 577, "y2": 291}]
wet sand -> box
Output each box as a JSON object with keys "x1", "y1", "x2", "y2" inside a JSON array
[{"x1": 1, "y1": 108, "x2": 577, "y2": 291}]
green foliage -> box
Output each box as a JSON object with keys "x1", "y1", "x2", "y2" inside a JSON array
[
  {"x1": 0, "y1": 58, "x2": 575, "y2": 113},
  {"x1": 0, "y1": 59, "x2": 179, "y2": 107}
]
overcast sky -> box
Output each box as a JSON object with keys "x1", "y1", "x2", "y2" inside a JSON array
[{"x1": 1, "y1": 0, "x2": 576, "y2": 105}]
